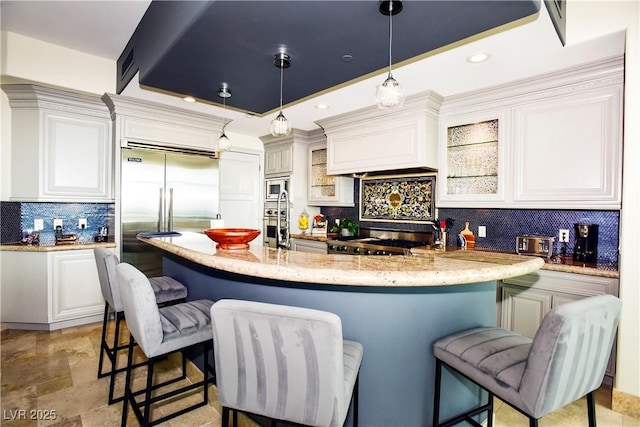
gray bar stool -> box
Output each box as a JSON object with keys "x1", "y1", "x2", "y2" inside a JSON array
[
  {"x1": 211, "y1": 299, "x2": 364, "y2": 427},
  {"x1": 116, "y1": 262, "x2": 216, "y2": 426},
  {"x1": 432, "y1": 294, "x2": 621, "y2": 427},
  {"x1": 93, "y1": 247, "x2": 188, "y2": 404}
]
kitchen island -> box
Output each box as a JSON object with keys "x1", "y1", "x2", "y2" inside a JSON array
[{"x1": 140, "y1": 232, "x2": 544, "y2": 427}]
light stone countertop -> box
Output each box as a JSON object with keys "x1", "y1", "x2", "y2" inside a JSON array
[
  {"x1": 0, "y1": 241, "x2": 116, "y2": 252},
  {"x1": 139, "y1": 231, "x2": 545, "y2": 287},
  {"x1": 291, "y1": 233, "x2": 619, "y2": 279}
]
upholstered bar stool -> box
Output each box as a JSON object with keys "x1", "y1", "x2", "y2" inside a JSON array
[
  {"x1": 93, "y1": 247, "x2": 188, "y2": 404},
  {"x1": 211, "y1": 299, "x2": 364, "y2": 427},
  {"x1": 116, "y1": 262, "x2": 216, "y2": 426},
  {"x1": 432, "y1": 294, "x2": 621, "y2": 427}
]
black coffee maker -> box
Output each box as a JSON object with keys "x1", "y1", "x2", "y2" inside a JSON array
[{"x1": 573, "y1": 223, "x2": 598, "y2": 263}]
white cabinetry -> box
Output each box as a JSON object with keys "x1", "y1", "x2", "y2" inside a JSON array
[
  {"x1": 260, "y1": 130, "x2": 322, "y2": 222},
  {"x1": 498, "y1": 269, "x2": 618, "y2": 379},
  {"x1": 2, "y1": 84, "x2": 112, "y2": 202},
  {"x1": 318, "y1": 91, "x2": 442, "y2": 175},
  {"x1": 439, "y1": 110, "x2": 508, "y2": 204},
  {"x1": 101, "y1": 93, "x2": 224, "y2": 153},
  {"x1": 264, "y1": 141, "x2": 293, "y2": 176},
  {"x1": 50, "y1": 250, "x2": 105, "y2": 322},
  {"x1": 1, "y1": 249, "x2": 104, "y2": 330},
  {"x1": 438, "y1": 56, "x2": 623, "y2": 209},
  {"x1": 290, "y1": 238, "x2": 327, "y2": 254},
  {"x1": 512, "y1": 85, "x2": 622, "y2": 206},
  {"x1": 308, "y1": 142, "x2": 354, "y2": 207}
]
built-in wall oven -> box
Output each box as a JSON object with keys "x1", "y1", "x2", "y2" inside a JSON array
[{"x1": 263, "y1": 204, "x2": 288, "y2": 248}]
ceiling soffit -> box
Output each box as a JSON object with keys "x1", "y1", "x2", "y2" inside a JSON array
[{"x1": 117, "y1": 0, "x2": 541, "y2": 115}]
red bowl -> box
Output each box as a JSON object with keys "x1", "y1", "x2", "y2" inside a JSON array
[{"x1": 204, "y1": 228, "x2": 261, "y2": 250}]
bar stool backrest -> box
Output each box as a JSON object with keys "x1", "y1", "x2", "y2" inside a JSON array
[
  {"x1": 211, "y1": 299, "x2": 347, "y2": 427},
  {"x1": 94, "y1": 248, "x2": 123, "y2": 312},
  {"x1": 519, "y1": 294, "x2": 621, "y2": 418},
  {"x1": 116, "y1": 262, "x2": 164, "y2": 356}
]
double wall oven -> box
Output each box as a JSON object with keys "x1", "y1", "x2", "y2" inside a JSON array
[
  {"x1": 327, "y1": 228, "x2": 434, "y2": 255},
  {"x1": 263, "y1": 204, "x2": 288, "y2": 248}
]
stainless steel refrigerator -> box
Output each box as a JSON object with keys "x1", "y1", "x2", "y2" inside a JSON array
[{"x1": 121, "y1": 146, "x2": 219, "y2": 277}]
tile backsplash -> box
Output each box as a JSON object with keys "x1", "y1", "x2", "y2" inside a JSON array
[
  {"x1": 1, "y1": 201, "x2": 114, "y2": 245},
  {"x1": 322, "y1": 178, "x2": 619, "y2": 266}
]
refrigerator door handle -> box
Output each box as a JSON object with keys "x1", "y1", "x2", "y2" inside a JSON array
[
  {"x1": 168, "y1": 188, "x2": 174, "y2": 231},
  {"x1": 158, "y1": 188, "x2": 164, "y2": 232}
]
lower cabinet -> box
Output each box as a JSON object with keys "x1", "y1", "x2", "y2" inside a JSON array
[
  {"x1": 290, "y1": 238, "x2": 327, "y2": 254},
  {"x1": 498, "y1": 269, "x2": 619, "y2": 381},
  {"x1": 1, "y1": 249, "x2": 105, "y2": 330}
]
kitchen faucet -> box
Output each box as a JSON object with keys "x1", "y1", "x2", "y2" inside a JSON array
[{"x1": 276, "y1": 189, "x2": 290, "y2": 249}]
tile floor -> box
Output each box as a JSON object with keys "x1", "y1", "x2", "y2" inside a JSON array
[{"x1": 1, "y1": 321, "x2": 639, "y2": 427}]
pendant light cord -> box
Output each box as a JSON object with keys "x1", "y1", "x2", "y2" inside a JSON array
[
  {"x1": 222, "y1": 95, "x2": 226, "y2": 131},
  {"x1": 388, "y1": 1, "x2": 393, "y2": 78},
  {"x1": 279, "y1": 58, "x2": 284, "y2": 113}
]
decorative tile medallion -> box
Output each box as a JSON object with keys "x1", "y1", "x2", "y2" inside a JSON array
[{"x1": 359, "y1": 173, "x2": 436, "y2": 223}]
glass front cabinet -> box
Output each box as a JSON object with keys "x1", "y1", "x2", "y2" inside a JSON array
[
  {"x1": 308, "y1": 142, "x2": 354, "y2": 207},
  {"x1": 438, "y1": 110, "x2": 508, "y2": 206}
]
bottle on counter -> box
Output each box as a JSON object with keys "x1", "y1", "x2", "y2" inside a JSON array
[{"x1": 298, "y1": 209, "x2": 309, "y2": 234}]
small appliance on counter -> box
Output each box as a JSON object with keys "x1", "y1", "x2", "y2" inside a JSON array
[
  {"x1": 573, "y1": 223, "x2": 598, "y2": 263},
  {"x1": 516, "y1": 235, "x2": 555, "y2": 258},
  {"x1": 95, "y1": 226, "x2": 109, "y2": 242},
  {"x1": 55, "y1": 225, "x2": 78, "y2": 245}
]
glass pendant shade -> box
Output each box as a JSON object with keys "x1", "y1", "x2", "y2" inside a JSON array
[
  {"x1": 271, "y1": 53, "x2": 292, "y2": 137},
  {"x1": 218, "y1": 129, "x2": 232, "y2": 151},
  {"x1": 376, "y1": 73, "x2": 405, "y2": 109},
  {"x1": 270, "y1": 111, "x2": 291, "y2": 137}
]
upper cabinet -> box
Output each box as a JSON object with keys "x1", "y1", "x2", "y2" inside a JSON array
[
  {"x1": 101, "y1": 93, "x2": 224, "y2": 154},
  {"x1": 308, "y1": 141, "x2": 354, "y2": 207},
  {"x1": 3, "y1": 84, "x2": 113, "y2": 202},
  {"x1": 439, "y1": 110, "x2": 509, "y2": 205},
  {"x1": 264, "y1": 141, "x2": 293, "y2": 176},
  {"x1": 512, "y1": 85, "x2": 622, "y2": 206},
  {"x1": 317, "y1": 91, "x2": 443, "y2": 176},
  {"x1": 438, "y1": 56, "x2": 623, "y2": 209}
]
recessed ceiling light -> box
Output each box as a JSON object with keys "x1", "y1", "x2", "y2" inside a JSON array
[
  {"x1": 315, "y1": 104, "x2": 330, "y2": 110},
  {"x1": 182, "y1": 96, "x2": 196, "y2": 103},
  {"x1": 466, "y1": 52, "x2": 492, "y2": 63},
  {"x1": 341, "y1": 54, "x2": 353, "y2": 63}
]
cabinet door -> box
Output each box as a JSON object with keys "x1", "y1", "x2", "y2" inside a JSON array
[
  {"x1": 44, "y1": 111, "x2": 112, "y2": 201},
  {"x1": 265, "y1": 143, "x2": 293, "y2": 176},
  {"x1": 512, "y1": 85, "x2": 622, "y2": 208},
  {"x1": 308, "y1": 143, "x2": 354, "y2": 207},
  {"x1": 0, "y1": 252, "x2": 49, "y2": 324},
  {"x1": 50, "y1": 250, "x2": 104, "y2": 322},
  {"x1": 438, "y1": 110, "x2": 508, "y2": 206},
  {"x1": 291, "y1": 238, "x2": 327, "y2": 254},
  {"x1": 500, "y1": 284, "x2": 551, "y2": 339}
]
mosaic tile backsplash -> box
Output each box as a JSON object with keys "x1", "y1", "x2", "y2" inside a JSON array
[
  {"x1": 1, "y1": 201, "x2": 114, "y2": 245},
  {"x1": 322, "y1": 179, "x2": 619, "y2": 266}
]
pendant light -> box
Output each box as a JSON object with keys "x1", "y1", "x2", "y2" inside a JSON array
[
  {"x1": 270, "y1": 53, "x2": 292, "y2": 137},
  {"x1": 218, "y1": 86, "x2": 232, "y2": 152},
  {"x1": 375, "y1": 0, "x2": 405, "y2": 109}
]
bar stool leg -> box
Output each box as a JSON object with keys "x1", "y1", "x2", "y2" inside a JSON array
[
  {"x1": 121, "y1": 334, "x2": 136, "y2": 427},
  {"x1": 433, "y1": 358, "x2": 443, "y2": 427},
  {"x1": 143, "y1": 359, "x2": 155, "y2": 426},
  {"x1": 98, "y1": 302, "x2": 110, "y2": 378},
  {"x1": 108, "y1": 310, "x2": 124, "y2": 404}
]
